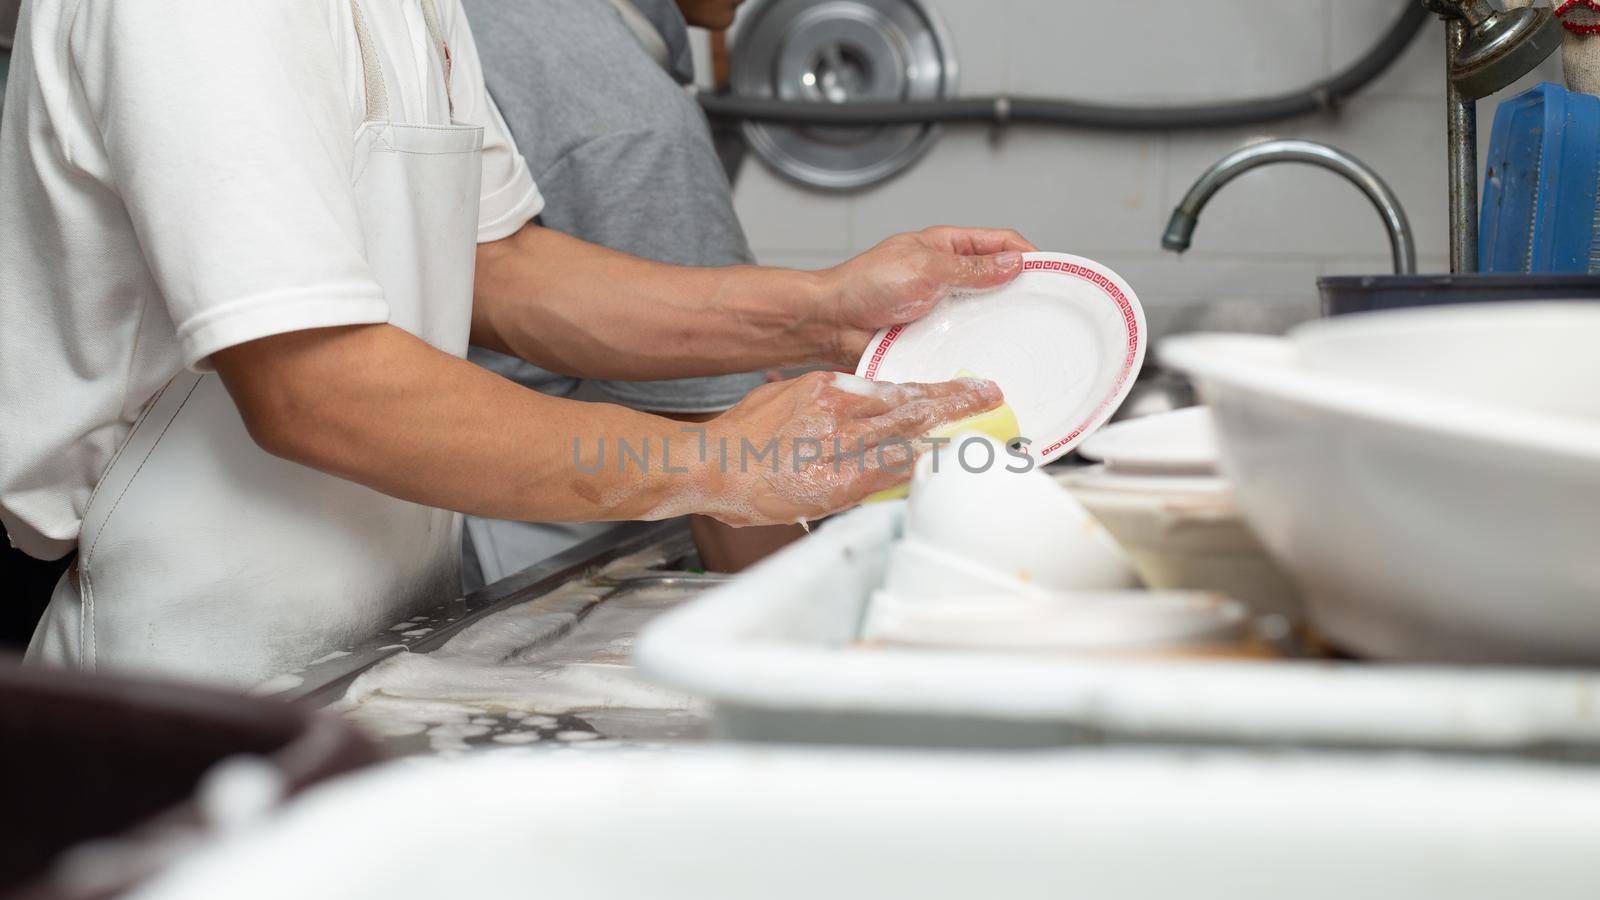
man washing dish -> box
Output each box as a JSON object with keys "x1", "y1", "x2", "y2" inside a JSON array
[{"x1": 0, "y1": 0, "x2": 1031, "y2": 686}]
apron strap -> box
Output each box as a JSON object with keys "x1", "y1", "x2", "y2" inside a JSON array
[
  {"x1": 348, "y1": 0, "x2": 453, "y2": 122},
  {"x1": 418, "y1": 0, "x2": 455, "y2": 118},
  {"x1": 349, "y1": 0, "x2": 390, "y2": 122}
]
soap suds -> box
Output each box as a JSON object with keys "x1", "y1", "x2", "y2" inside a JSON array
[
  {"x1": 829, "y1": 373, "x2": 879, "y2": 397},
  {"x1": 336, "y1": 545, "x2": 709, "y2": 754},
  {"x1": 620, "y1": 374, "x2": 1003, "y2": 528},
  {"x1": 491, "y1": 732, "x2": 542, "y2": 745}
]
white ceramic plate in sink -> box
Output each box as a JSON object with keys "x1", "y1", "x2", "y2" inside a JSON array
[
  {"x1": 1077, "y1": 405, "x2": 1218, "y2": 475},
  {"x1": 855, "y1": 252, "x2": 1146, "y2": 463}
]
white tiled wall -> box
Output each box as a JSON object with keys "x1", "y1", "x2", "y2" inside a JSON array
[{"x1": 725, "y1": 0, "x2": 1566, "y2": 333}]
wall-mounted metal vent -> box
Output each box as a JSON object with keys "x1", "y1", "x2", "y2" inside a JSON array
[{"x1": 730, "y1": 0, "x2": 957, "y2": 191}]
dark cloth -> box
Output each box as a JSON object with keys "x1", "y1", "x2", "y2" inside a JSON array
[{"x1": 1, "y1": 530, "x2": 67, "y2": 650}]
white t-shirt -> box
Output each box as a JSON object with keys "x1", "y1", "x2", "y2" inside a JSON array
[{"x1": 0, "y1": 0, "x2": 544, "y2": 560}]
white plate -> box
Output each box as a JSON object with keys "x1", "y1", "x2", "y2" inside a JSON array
[
  {"x1": 855, "y1": 252, "x2": 1146, "y2": 463},
  {"x1": 1077, "y1": 406, "x2": 1218, "y2": 475},
  {"x1": 1057, "y1": 464, "x2": 1231, "y2": 499}
]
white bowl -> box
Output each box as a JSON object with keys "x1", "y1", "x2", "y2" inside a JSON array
[
  {"x1": 1060, "y1": 467, "x2": 1302, "y2": 621},
  {"x1": 1291, "y1": 302, "x2": 1600, "y2": 420},
  {"x1": 881, "y1": 537, "x2": 1052, "y2": 602},
  {"x1": 1161, "y1": 329, "x2": 1600, "y2": 664},
  {"x1": 905, "y1": 434, "x2": 1138, "y2": 592}
]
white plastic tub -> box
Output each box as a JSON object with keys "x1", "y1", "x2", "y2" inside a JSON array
[
  {"x1": 635, "y1": 503, "x2": 1600, "y2": 752},
  {"x1": 130, "y1": 749, "x2": 1600, "y2": 900}
]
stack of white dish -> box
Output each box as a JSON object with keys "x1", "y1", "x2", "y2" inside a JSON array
[
  {"x1": 1058, "y1": 408, "x2": 1303, "y2": 621},
  {"x1": 862, "y1": 434, "x2": 1250, "y2": 653},
  {"x1": 1162, "y1": 302, "x2": 1600, "y2": 665}
]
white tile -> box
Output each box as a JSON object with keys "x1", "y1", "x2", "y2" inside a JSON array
[
  {"x1": 1005, "y1": 0, "x2": 1327, "y2": 101},
  {"x1": 1111, "y1": 253, "x2": 1320, "y2": 303},
  {"x1": 846, "y1": 126, "x2": 1165, "y2": 256},
  {"x1": 733, "y1": 158, "x2": 855, "y2": 256},
  {"x1": 1143, "y1": 295, "x2": 1320, "y2": 344},
  {"x1": 926, "y1": 0, "x2": 1009, "y2": 97},
  {"x1": 1331, "y1": 0, "x2": 1446, "y2": 100},
  {"x1": 1110, "y1": 253, "x2": 1326, "y2": 337}
]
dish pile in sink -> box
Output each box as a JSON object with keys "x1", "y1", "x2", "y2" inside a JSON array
[
  {"x1": 1060, "y1": 407, "x2": 1303, "y2": 623},
  {"x1": 861, "y1": 434, "x2": 1254, "y2": 656},
  {"x1": 1162, "y1": 302, "x2": 1600, "y2": 665}
]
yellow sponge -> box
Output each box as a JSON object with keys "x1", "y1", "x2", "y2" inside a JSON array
[{"x1": 865, "y1": 370, "x2": 1020, "y2": 503}]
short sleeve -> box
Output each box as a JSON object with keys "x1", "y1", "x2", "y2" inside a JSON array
[
  {"x1": 447, "y1": 2, "x2": 545, "y2": 243},
  {"x1": 70, "y1": 2, "x2": 392, "y2": 371}
]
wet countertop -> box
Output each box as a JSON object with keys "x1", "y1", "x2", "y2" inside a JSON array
[{"x1": 315, "y1": 531, "x2": 726, "y2": 756}]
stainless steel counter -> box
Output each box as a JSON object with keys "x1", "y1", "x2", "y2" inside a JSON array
[{"x1": 280, "y1": 521, "x2": 722, "y2": 754}]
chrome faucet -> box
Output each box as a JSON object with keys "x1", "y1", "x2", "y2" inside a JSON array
[{"x1": 1161, "y1": 138, "x2": 1417, "y2": 275}]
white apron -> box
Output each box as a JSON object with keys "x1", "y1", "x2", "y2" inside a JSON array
[{"x1": 27, "y1": 0, "x2": 484, "y2": 688}]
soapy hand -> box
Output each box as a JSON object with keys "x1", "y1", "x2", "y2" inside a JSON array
[
  {"x1": 693, "y1": 372, "x2": 1005, "y2": 527},
  {"x1": 822, "y1": 227, "x2": 1036, "y2": 366}
]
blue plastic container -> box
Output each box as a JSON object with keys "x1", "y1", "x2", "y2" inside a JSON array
[{"x1": 1480, "y1": 82, "x2": 1600, "y2": 274}]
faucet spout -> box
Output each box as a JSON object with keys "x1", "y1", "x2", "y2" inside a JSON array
[{"x1": 1162, "y1": 138, "x2": 1417, "y2": 275}]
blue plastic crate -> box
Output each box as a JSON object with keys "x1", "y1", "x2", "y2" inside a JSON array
[{"x1": 1480, "y1": 82, "x2": 1600, "y2": 274}]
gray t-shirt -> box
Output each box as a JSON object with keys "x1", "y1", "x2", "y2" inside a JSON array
[{"x1": 462, "y1": 0, "x2": 761, "y2": 413}]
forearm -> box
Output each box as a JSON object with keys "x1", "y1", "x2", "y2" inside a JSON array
[
  {"x1": 215, "y1": 324, "x2": 711, "y2": 523},
  {"x1": 472, "y1": 225, "x2": 844, "y2": 380}
]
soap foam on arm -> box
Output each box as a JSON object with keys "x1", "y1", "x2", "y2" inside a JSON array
[{"x1": 829, "y1": 373, "x2": 882, "y2": 398}]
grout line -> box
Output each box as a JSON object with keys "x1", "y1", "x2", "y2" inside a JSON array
[{"x1": 1324, "y1": 0, "x2": 1335, "y2": 79}]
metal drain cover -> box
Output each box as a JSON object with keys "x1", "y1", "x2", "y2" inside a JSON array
[{"x1": 731, "y1": 0, "x2": 957, "y2": 191}]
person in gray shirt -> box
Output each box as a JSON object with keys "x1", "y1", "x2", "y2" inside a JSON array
[
  {"x1": 1, "y1": 0, "x2": 16, "y2": 102},
  {"x1": 460, "y1": 0, "x2": 800, "y2": 587}
]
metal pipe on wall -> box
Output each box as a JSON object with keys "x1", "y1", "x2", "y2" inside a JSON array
[
  {"x1": 1446, "y1": 20, "x2": 1480, "y2": 273},
  {"x1": 702, "y1": 4, "x2": 1428, "y2": 133}
]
